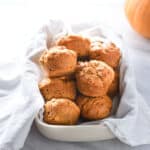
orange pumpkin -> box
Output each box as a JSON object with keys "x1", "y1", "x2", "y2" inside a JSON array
[{"x1": 125, "y1": 0, "x2": 150, "y2": 38}]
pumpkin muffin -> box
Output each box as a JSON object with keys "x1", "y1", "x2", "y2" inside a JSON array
[
  {"x1": 76, "y1": 60, "x2": 115, "y2": 97},
  {"x1": 76, "y1": 95, "x2": 112, "y2": 120},
  {"x1": 57, "y1": 35, "x2": 91, "y2": 57},
  {"x1": 39, "y1": 46, "x2": 77, "y2": 77},
  {"x1": 43, "y1": 98, "x2": 80, "y2": 125},
  {"x1": 39, "y1": 77, "x2": 76, "y2": 101},
  {"x1": 89, "y1": 41, "x2": 121, "y2": 68},
  {"x1": 108, "y1": 71, "x2": 119, "y2": 96}
]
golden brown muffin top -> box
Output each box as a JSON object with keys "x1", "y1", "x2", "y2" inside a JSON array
[
  {"x1": 39, "y1": 77, "x2": 75, "y2": 90},
  {"x1": 57, "y1": 35, "x2": 90, "y2": 46},
  {"x1": 77, "y1": 95, "x2": 112, "y2": 108},
  {"x1": 40, "y1": 46, "x2": 76, "y2": 64},
  {"x1": 90, "y1": 41, "x2": 121, "y2": 68},
  {"x1": 91, "y1": 41, "x2": 120, "y2": 52},
  {"x1": 45, "y1": 98, "x2": 79, "y2": 112},
  {"x1": 76, "y1": 95, "x2": 112, "y2": 120},
  {"x1": 76, "y1": 60, "x2": 114, "y2": 85},
  {"x1": 57, "y1": 35, "x2": 91, "y2": 57},
  {"x1": 44, "y1": 98, "x2": 80, "y2": 125}
]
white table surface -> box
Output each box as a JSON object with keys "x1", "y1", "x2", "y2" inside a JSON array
[{"x1": 0, "y1": 0, "x2": 150, "y2": 149}]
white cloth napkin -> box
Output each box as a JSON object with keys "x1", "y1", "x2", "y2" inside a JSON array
[{"x1": 0, "y1": 20, "x2": 150, "y2": 150}]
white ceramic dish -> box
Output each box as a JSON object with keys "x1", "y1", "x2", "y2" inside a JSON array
[
  {"x1": 35, "y1": 114, "x2": 115, "y2": 142},
  {"x1": 35, "y1": 21, "x2": 122, "y2": 142}
]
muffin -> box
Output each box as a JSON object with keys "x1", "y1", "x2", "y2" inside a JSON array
[
  {"x1": 76, "y1": 60, "x2": 115, "y2": 97},
  {"x1": 57, "y1": 35, "x2": 91, "y2": 57},
  {"x1": 39, "y1": 46, "x2": 77, "y2": 77},
  {"x1": 89, "y1": 41, "x2": 121, "y2": 68},
  {"x1": 43, "y1": 98, "x2": 80, "y2": 125},
  {"x1": 39, "y1": 77, "x2": 76, "y2": 101},
  {"x1": 76, "y1": 95, "x2": 112, "y2": 120},
  {"x1": 108, "y1": 71, "x2": 119, "y2": 96}
]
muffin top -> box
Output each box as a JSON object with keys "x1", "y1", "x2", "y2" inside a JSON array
[
  {"x1": 57, "y1": 35, "x2": 91, "y2": 57},
  {"x1": 76, "y1": 95, "x2": 112, "y2": 120},
  {"x1": 76, "y1": 60, "x2": 114, "y2": 86},
  {"x1": 75, "y1": 60, "x2": 115, "y2": 97},
  {"x1": 40, "y1": 46, "x2": 77, "y2": 65},
  {"x1": 90, "y1": 41, "x2": 121, "y2": 68},
  {"x1": 44, "y1": 98, "x2": 80, "y2": 125}
]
